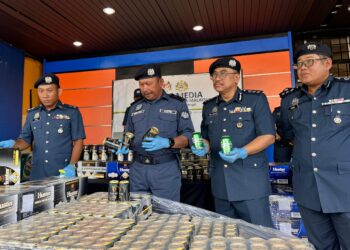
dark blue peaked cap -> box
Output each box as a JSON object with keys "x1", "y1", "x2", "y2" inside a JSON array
[
  {"x1": 293, "y1": 42, "x2": 332, "y2": 63},
  {"x1": 134, "y1": 64, "x2": 162, "y2": 81},
  {"x1": 34, "y1": 73, "x2": 60, "y2": 88}
]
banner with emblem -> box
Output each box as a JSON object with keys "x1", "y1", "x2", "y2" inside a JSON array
[{"x1": 113, "y1": 73, "x2": 242, "y2": 134}]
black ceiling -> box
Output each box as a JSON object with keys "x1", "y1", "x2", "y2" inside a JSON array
[{"x1": 0, "y1": 0, "x2": 349, "y2": 61}]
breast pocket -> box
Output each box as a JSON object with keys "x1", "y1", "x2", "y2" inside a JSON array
[
  {"x1": 324, "y1": 103, "x2": 350, "y2": 130},
  {"x1": 158, "y1": 113, "x2": 178, "y2": 137},
  {"x1": 31, "y1": 121, "x2": 42, "y2": 136},
  {"x1": 131, "y1": 112, "x2": 146, "y2": 131},
  {"x1": 52, "y1": 120, "x2": 71, "y2": 136},
  {"x1": 205, "y1": 115, "x2": 219, "y2": 140},
  {"x1": 230, "y1": 113, "x2": 253, "y2": 134}
]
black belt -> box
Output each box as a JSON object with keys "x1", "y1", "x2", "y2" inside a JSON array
[{"x1": 134, "y1": 153, "x2": 177, "y2": 165}]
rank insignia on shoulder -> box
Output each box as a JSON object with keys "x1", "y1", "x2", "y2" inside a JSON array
[
  {"x1": 279, "y1": 87, "x2": 300, "y2": 98},
  {"x1": 203, "y1": 96, "x2": 217, "y2": 105},
  {"x1": 27, "y1": 105, "x2": 41, "y2": 112},
  {"x1": 169, "y1": 94, "x2": 185, "y2": 102},
  {"x1": 243, "y1": 89, "x2": 263, "y2": 94}
]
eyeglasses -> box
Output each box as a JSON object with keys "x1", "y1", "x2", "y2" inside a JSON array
[
  {"x1": 294, "y1": 58, "x2": 327, "y2": 69},
  {"x1": 210, "y1": 71, "x2": 238, "y2": 80}
]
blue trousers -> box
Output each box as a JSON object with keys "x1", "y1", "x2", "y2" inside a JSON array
[
  {"x1": 129, "y1": 160, "x2": 181, "y2": 201},
  {"x1": 214, "y1": 196, "x2": 274, "y2": 228},
  {"x1": 299, "y1": 205, "x2": 350, "y2": 250}
]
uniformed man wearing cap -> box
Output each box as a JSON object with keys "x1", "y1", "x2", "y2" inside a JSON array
[
  {"x1": 279, "y1": 42, "x2": 350, "y2": 249},
  {"x1": 122, "y1": 88, "x2": 143, "y2": 129},
  {"x1": 191, "y1": 57, "x2": 275, "y2": 227},
  {"x1": 0, "y1": 73, "x2": 86, "y2": 180},
  {"x1": 117, "y1": 64, "x2": 194, "y2": 201}
]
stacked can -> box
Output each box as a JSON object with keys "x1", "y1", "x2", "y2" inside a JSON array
[{"x1": 108, "y1": 180, "x2": 130, "y2": 201}]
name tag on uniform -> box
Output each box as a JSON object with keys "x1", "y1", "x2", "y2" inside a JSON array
[
  {"x1": 159, "y1": 109, "x2": 177, "y2": 115},
  {"x1": 131, "y1": 110, "x2": 145, "y2": 116}
]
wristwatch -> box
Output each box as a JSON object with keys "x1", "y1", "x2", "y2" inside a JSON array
[{"x1": 168, "y1": 138, "x2": 175, "y2": 148}]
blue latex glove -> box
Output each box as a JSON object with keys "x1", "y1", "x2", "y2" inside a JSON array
[
  {"x1": 0, "y1": 139, "x2": 15, "y2": 148},
  {"x1": 142, "y1": 136, "x2": 170, "y2": 151},
  {"x1": 191, "y1": 143, "x2": 208, "y2": 157},
  {"x1": 219, "y1": 147, "x2": 248, "y2": 163},
  {"x1": 61, "y1": 164, "x2": 76, "y2": 177},
  {"x1": 116, "y1": 146, "x2": 129, "y2": 155}
]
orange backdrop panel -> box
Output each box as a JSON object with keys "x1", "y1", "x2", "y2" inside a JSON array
[
  {"x1": 58, "y1": 69, "x2": 115, "y2": 144},
  {"x1": 243, "y1": 74, "x2": 291, "y2": 96},
  {"x1": 60, "y1": 88, "x2": 112, "y2": 107},
  {"x1": 194, "y1": 51, "x2": 291, "y2": 74},
  {"x1": 57, "y1": 69, "x2": 115, "y2": 88},
  {"x1": 80, "y1": 107, "x2": 112, "y2": 126},
  {"x1": 194, "y1": 51, "x2": 293, "y2": 110},
  {"x1": 84, "y1": 126, "x2": 112, "y2": 145}
]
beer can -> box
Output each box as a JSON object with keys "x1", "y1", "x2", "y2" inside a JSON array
[
  {"x1": 142, "y1": 127, "x2": 159, "y2": 141},
  {"x1": 221, "y1": 136, "x2": 232, "y2": 155},
  {"x1": 192, "y1": 132, "x2": 204, "y2": 150},
  {"x1": 122, "y1": 132, "x2": 134, "y2": 149},
  {"x1": 108, "y1": 180, "x2": 119, "y2": 201},
  {"x1": 103, "y1": 137, "x2": 121, "y2": 151},
  {"x1": 118, "y1": 180, "x2": 130, "y2": 201}
]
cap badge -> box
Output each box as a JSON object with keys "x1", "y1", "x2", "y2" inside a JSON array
[
  {"x1": 147, "y1": 68, "x2": 155, "y2": 76},
  {"x1": 307, "y1": 44, "x2": 317, "y2": 51},
  {"x1": 229, "y1": 59, "x2": 236, "y2": 67},
  {"x1": 45, "y1": 76, "x2": 52, "y2": 84}
]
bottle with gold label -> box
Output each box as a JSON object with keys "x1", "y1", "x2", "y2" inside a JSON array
[
  {"x1": 101, "y1": 146, "x2": 108, "y2": 161},
  {"x1": 91, "y1": 146, "x2": 98, "y2": 161},
  {"x1": 83, "y1": 145, "x2": 90, "y2": 161}
]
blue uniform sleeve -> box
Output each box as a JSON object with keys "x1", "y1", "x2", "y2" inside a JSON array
[
  {"x1": 200, "y1": 105, "x2": 209, "y2": 140},
  {"x1": 177, "y1": 102, "x2": 194, "y2": 141},
  {"x1": 253, "y1": 94, "x2": 275, "y2": 136},
  {"x1": 18, "y1": 113, "x2": 33, "y2": 144},
  {"x1": 279, "y1": 96, "x2": 294, "y2": 141},
  {"x1": 71, "y1": 108, "x2": 86, "y2": 140},
  {"x1": 126, "y1": 106, "x2": 134, "y2": 133},
  {"x1": 122, "y1": 106, "x2": 131, "y2": 126}
]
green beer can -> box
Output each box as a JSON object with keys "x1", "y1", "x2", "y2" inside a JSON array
[
  {"x1": 221, "y1": 136, "x2": 232, "y2": 155},
  {"x1": 192, "y1": 132, "x2": 204, "y2": 150}
]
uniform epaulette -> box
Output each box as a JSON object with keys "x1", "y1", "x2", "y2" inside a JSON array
[
  {"x1": 169, "y1": 93, "x2": 185, "y2": 102},
  {"x1": 27, "y1": 105, "x2": 41, "y2": 112},
  {"x1": 279, "y1": 87, "x2": 300, "y2": 98},
  {"x1": 334, "y1": 76, "x2": 350, "y2": 82},
  {"x1": 203, "y1": 96, "x2": 217, "y2": 105},
  {"x1": 242, "y1": 89, "x2": 263, "y2": 95},
  {"x1": 130, "y1": 98, "x2": 144, "y2": 106},
  {"x1": 62, "y1": 103, "x2": 77, "y2": 109}
]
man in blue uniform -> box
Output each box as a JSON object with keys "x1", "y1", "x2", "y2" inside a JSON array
[
  {"x1": 192, "y1": 57, "x2": 275, "y2": 227},
  {"x1": 0, "y1": 73, "x2": 85, "y2": 180},
  {"x1": 122, "y1": 88, "x2": 142, "y2": 130},
  {"x1": 279, "y1": 42, "x2": 350, "y2": 249},
  {"x1": 119, "y1": 64, "x2": 194, "y2": 201}
]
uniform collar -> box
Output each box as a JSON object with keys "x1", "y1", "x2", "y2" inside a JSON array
[
  {"x1": 39, "y1": 100, "x2": 63, "y2": 111},
  {"x1": 144, "y1": 91, "x2": 168, "y2": 103},
  {"x1": 216, "y1": 88, "x2": 243, "y2": 104},
  {"x1": 300, "y1": 75, "x2": 333, "y2": 96}
]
